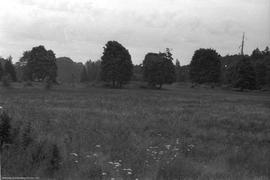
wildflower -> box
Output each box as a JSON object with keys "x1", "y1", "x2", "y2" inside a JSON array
[
  {"x1": 114, "y1": 162, "x2": 121, "y2": 167},
  {"x1": 70, "y1": 153, "x2": 78, "y2": 157},
  {"x1": 102, "y1": 172, "x2": 107, "y2": 176},
  {"x1": 123, "y1": 168, "x2": 132, "y2": 171},
  {"x1": 165, "y1": 145, "x2": 171, "y2": 150},
  {"x1": 96, "y1": 145, "x2": 101, "y2": 148}
]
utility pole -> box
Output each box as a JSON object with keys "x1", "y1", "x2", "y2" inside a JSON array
[{"x1": 240, "y1": 32, "x2": 245, "y2": 56}]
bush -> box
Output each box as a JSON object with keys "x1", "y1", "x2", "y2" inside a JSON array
[{"x1": 0, "y1": 111, "x2": 12, "y2": 146}]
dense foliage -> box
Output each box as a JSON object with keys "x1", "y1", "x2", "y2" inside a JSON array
[
  {"x1": 190, "y1": 48, "x2": 221, "y2": 84},
  {"x1": 143, "y1": 48, "x2": 176, "y2": 88},
  {"x1": 100, "y1": 41, "x2": 133, "y2": 88},
  {"x1": 22, "y1": 45, "x2": 57, "y2": 82},
  {"x1": 223, "y1": 47, "x2": 270, "y2": 90},
  {"x1": 0, "y1": 111, "x2": 12, "y2": 147},
  {"x1": 233, "y1": 57, "x2": 256, "y2": 90}
]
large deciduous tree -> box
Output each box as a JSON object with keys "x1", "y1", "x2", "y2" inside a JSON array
[
  {"x1": 24, "y1": 45, "x2": 57, "y2": 82},
  {"x1": 100, "y1": 41, "x2": 133, "y2": 88},
  {"x1": 190, "y1": 48, "x2": 221, "y2": 84},
  {"x1": 143, "y1": 48, "x2": 176, "y2": 89}
]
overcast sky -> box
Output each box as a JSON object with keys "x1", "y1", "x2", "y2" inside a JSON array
[{"x1": 0, "y1": 0, "x2": 269, "y2": 65}]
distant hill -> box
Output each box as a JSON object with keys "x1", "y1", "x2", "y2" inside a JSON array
[{"x1": 56, "y1": 57, "x2": 84, "y2": 83}]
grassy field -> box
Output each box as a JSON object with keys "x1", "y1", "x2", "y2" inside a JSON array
[{"x1": 0, "y1": 83, "x2": 270, "y2": 180}]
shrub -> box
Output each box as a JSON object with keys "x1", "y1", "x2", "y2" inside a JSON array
[{"x1": 0, "y1": 111, "x2": 12, "y2": 146}]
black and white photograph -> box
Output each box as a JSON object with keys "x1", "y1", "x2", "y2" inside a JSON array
[{"x1": 0, "y1": 0, "x2": 270, "y2": 179}]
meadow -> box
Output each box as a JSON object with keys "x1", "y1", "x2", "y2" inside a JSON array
[{"x1": 0, "y1": 83, "x2": 270, "y2": 180}]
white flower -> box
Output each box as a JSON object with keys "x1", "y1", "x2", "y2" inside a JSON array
[
  {"x1": 114, "y1": 162, "x2": 121, "y2": 167},
  {"x1": 165, "y1": 145, "x2": 171, "y2": 150},
  {"x1": 70, "y1": 153, "x2": 78, "y2": 157},
  {"x1": 123, "y1": 168, "x2": 132, "y2": 171},
  {"x1": 96, "y1": 145, "x2": 101, "y2": 148}
]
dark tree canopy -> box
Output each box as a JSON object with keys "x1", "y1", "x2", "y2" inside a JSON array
[
  {"x1": 143, "y1": 48, "x2": 176, "y2": 89},
  {"x1": 234, "y1": 57, "x2": 256, "y2": 90},
  {"x1": 4, "y1": 56, "x2": 17, "y2": 82},
  {"x1": 100, "y1": 41, "x2": 133, "y2": 88},
  {"x1": 190, "y1": 48, "x2": 221, "y2": 84},
  {"x1": 24, "y1": 45, "x2": 57, "y2": 82},
  {"x1": 251, "y1": 48, "x2": 264, "y2": 59}
]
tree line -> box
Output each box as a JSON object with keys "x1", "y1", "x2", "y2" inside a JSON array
[{"x1": 1, "y1": 41, "x2": 269, "y2": 90}]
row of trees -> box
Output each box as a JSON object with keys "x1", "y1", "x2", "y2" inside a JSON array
[
  {"x1": 1, "y1": 41, "x2": 269, "y2": 90},
  {"x1": 189, "y1": 47, "x2": 270, "y2": 90},
  {"x1": 80, "y1": 41, "x2": 176, "y2": 89}
]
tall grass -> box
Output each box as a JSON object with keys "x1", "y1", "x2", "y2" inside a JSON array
[{"x1": 0, "y1": 84, "x2": 270, "y2": 179}]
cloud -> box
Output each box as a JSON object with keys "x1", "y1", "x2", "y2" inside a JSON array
[{"x1": 0, "y1": 0, "x2": 269, "y2": 64}]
